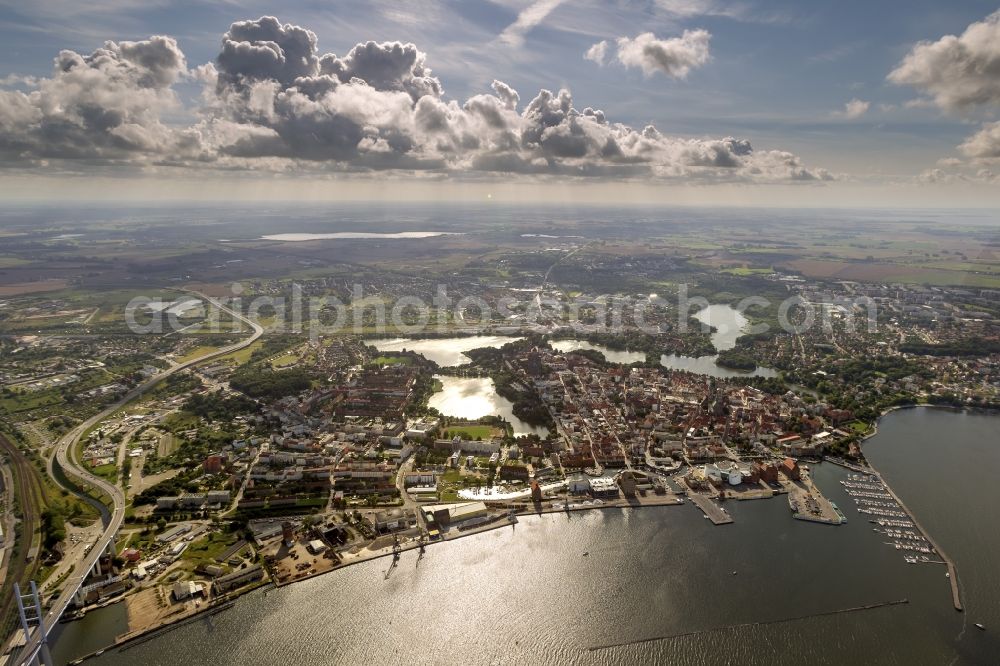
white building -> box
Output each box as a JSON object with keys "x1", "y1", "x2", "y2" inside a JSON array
[
  {"x1": 171, "y1": 580, "x2": 203, "y2": 601},
  {"x1": 589, "y1": 477, "x2": 618, "y2": 498},
  {"x1": 406, "y1": 418, "x2": 439, "y2": 439}
]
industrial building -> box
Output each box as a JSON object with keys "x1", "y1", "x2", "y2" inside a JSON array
[
  {"x1": 213, "y1": 565, "x2": 264, "y2": 594},
  {"x1": 420, "y1": 501, "x2": 489, "y2": 532},
  {"x1": 156, "y1": 523, "x2": 192, "y2": 543},
  {"x1": 589, "y1": 477, "x2": 619, "y2": 499}
]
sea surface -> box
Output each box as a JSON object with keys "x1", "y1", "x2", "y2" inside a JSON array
[{"x1": 52, "y1": 407, "x2": 1000, "y2": 665}]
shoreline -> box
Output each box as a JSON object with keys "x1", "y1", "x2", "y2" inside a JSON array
[
  {"x1": 64, "y1": 404, "x2": 992, "y2": 660},
  {"x1": 66, "y1": 496, "x2": 688, "y2": 661},
  {"x1": 862, "y1": 402, "x2": 1000, "y2": 442},
  {"x1": 274, "y1": 493, "x2": 689, "y2": 588}
]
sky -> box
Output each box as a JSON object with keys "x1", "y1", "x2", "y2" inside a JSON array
[{"x1": 0, "y1": 0, "x2": 998, "y2": 206}]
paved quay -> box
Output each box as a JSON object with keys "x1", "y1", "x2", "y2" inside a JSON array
[
  {"x1": 686, "y1": 492, "x2": 734, "y2": 525},
  {"x1": 785, "y1": 473, "x2": 845, "y2": 525}
]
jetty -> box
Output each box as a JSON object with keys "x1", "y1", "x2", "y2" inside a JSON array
[
  {"x1": 589, "y1": 599, "x2": 910, "y2": 651},
  {"x1": 687, "y1": 493, "x2": 733, "y2": 525},
  {"x1": 864, "y1": 461, "x2": 962, "y2": 612}
]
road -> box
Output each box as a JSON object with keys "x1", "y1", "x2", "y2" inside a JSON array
[
  {"x1": 220, "y1": 439, "x2": 265, "y2": 517},
  {"x1": 13, "y1": 291, "x2": 263, "y2": 666},
  {"x1": 533, "y1": 241, "x2": 591, "y2": 318},
  {"x1": 393, "y1": 456, "x2": 423, "y2": 515}
]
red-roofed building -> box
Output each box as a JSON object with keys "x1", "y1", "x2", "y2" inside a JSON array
[{"x1": 780, "y1": 457, "x2": 800, "y2": 481}]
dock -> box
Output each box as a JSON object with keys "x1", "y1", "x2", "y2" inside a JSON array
[
  {"x1": 785, "y1": 473, "x2": 845, "y2": 525},
  {"x1": 687, "y1": 492, "x2": 733, "y2": 525},
  {"x1": 864, "y1": 461, "x2": 963, "y2": 612},
  {"x1": 822, "y1": 456, "x2": 870, "y2": 474}
]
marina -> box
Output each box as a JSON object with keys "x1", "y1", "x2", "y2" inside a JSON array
[
  {"x1": 51, "y1": 408, "x2": 1000, "y2": 666},
  {"x1": 840, "y1": 473, "x2": 943, "y2": 565}
]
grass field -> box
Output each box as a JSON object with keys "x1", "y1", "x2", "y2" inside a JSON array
[
  {"x1": 847, "y1": 420, "x2": 871, "y2": 435},
  {"x1": 721, "y1": 266, "x2": 774, "y2": 276},
  {"x1": 92, "y1": 463, "x2": 119, "y2": 482},
  {"x1": 270, "y1": 352, "x2": 301, "y2": 369},
  {"x1": 370, "y1": 355, "x2": 412, "y2": 366},
  {"x1": 162, "y1": 412, "x2": 199, "y2": 432},
  {"x1": 181, "y1": 531, "x2": 243, "y2": 570},
  {"x1": 439, "y1": 424, "x2": 498, "y2": 440},
  {"x1": 176, "y1": 345, "x2": 222, "y2": 363},
  {"x1": 216, "y1": 340, "x2": 263, "y2": 365},
  {"x1": 782, "y1": 258, "x2": 1000, "y2": 288}
]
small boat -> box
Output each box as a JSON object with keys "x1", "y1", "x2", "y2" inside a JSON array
[
  {"x1": 731, "y1": 571, "x2": 737, "y2": 576},
  {"x1": 582, "y1": 552, "x2": 589, "y2": 556},
  {"x1": 975, "y1": 623, "x2": 985, "y2": 631}
]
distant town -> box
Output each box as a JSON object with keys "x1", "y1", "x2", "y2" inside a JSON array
[{"x1": 1, "y1": 213, "x2": 997, "y2": 661}]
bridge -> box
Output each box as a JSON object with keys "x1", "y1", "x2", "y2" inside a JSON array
[{"x1": 12, "y1": 292, "x2": 262, "y2": 665}]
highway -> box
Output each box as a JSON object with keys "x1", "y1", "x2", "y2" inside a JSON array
[{"x1": 13, "y1": 292, "x2": 262, "y2": 666}]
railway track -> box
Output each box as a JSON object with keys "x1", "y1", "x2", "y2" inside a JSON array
[{"x1": 0, "y1": 433, "x2": 44, "y2": 640}]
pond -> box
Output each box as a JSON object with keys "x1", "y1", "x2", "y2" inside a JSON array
[
  {"x1": 365, "y1": 336, "x2": 521, "y2": 367},
  {"x1": 549, "y1": 339, "x2": 647, "y2": 364},
  {"x1": 427, "y1": 375, "x2": 548, "y2": 438},
  {"x1": 660, "y1": 304, "x2": 778, "y2": 378}
]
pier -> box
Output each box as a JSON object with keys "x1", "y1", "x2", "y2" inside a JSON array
[
  {"x1": 588, "y1": 599, "x2": 910, "y2": 651},
  {"x1": 686, "y1": 492, "x2": 733, "y2": 525},
  {"x1": 863, "y1": 462, "x2": 963, "y2": 612}
]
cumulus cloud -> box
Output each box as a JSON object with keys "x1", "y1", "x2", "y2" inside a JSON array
[
  {"x1": 835, "y1": 98, "x2": 870, "y2": 120},
  {"x1": 0, "y1": 74, "x2": 39, "y2": 87},
  {"x1": 918, "y1": 166, "x2": 999, "y2": 185},
  {"x1": 615, "y1": 30, "x2": 711, "y2": 79},
  {"x1": 888, "y1": 11, "x2": 1000, "y2": 112},
  {"x1": 0, "y1": 16, "x2": 830, "y2": 184},
  {"x1": 959, "y1": 121, "x2": 1000, "y2": 160},
  {"x1": 584, "y1": 40, "x2": 608, "y2": 65},
  {"x1": 887, "y1": 11, "x2": 1000, "y2": 183},
  {"x1": 217, "y1": 16, "x2": 321, "y2": 89},
  {"x1": 0, "y1": 35, "x2": 196, "y2": 162}
]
